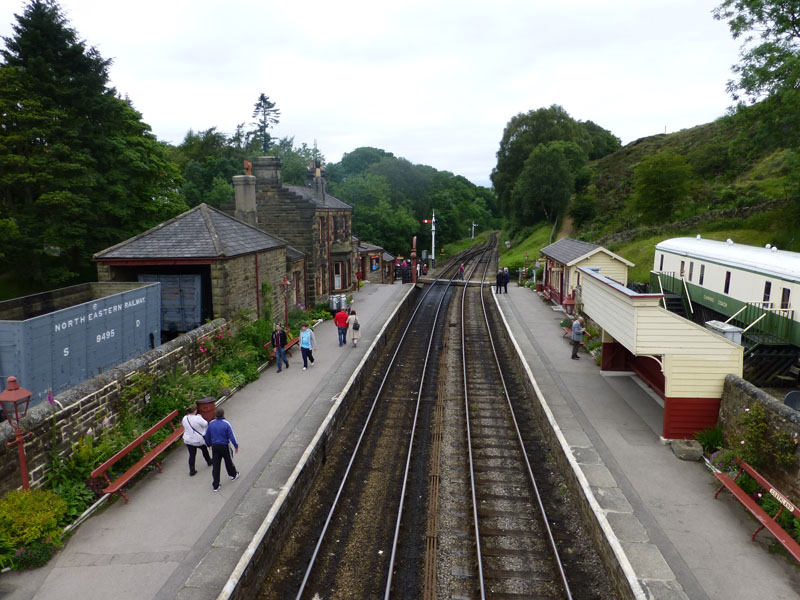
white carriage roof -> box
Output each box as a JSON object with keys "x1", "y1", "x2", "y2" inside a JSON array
[{"x1": 656, "y1": 237, "x2": 800, "y2": 283}]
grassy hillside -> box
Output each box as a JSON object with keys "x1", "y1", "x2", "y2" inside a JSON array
[{"x1": 496, "y1": 99, "x2": 800, "y2": 284}]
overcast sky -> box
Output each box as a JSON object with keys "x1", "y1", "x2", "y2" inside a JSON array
[{"x1": 1, "y1": 0, "x2": 742, "y2": 186}]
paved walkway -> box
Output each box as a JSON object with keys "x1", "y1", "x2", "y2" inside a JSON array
[
  {"x1": 0, "y1": 282, "x2": 412, "y2": 600},
  {"x1": 494, "y1": 284, "x2": 800, "y2": 600}
]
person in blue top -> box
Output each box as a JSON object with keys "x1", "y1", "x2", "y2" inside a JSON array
[
  {"x1": 299, "y1": 322, "x2": 317, "y2": 370},
  {"x1": 204, "y1": 407, "x2": 239, "y2": 491}
]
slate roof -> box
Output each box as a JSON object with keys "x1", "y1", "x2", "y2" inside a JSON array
[
  {"x1": 94, "y1": 204, "x2": 286, "y2": 260},
  {"x1": 541, "y1": 237, "x2": 633, "y2": 267},
  {"x1": 285, "y1": 184, "x2": 352, "y2": 210},
  {"x1": 286, "y1": 245, "x2": 305, "y2": 261},
  {"x1": 541, "y1": 238, "x2": 600, "y2": 265},
  {"x1": 358, "y1": 240, "x2": 383, "y2": 253},
  {"x1": 382, "y1": 251, "x2": 395, "y2": 262}
]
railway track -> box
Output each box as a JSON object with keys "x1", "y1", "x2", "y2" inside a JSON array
[
  {"x1": 260, "y1": 234, "x2": 616, "y2": 599},
  {"x1": 260, "y1": 241, "x2": 494, "y2": 599},
  {"x1": 461, "y1": 258, "x2": 571, "y2": 599}
]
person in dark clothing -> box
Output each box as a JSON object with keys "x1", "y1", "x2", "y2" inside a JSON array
[
  {"x1": 204, "y1": 407, "x2": 239, "y2": 492},
  {"x1": 503, "y1": 267, "x2": 510, "y2": 293},
  {"x1": 495, "y1": 270, "x2": 504, "y2": 293},
  {"x1": 271, "y1": 323, "x2": 290, "y2": 372},
  {"x1": 571, "y1": 317, "x2": 586, "y2": 360}
]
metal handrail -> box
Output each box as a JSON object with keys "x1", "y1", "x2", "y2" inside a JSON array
[
  {"x1": 657, "y1": 275, "x2": 666, "y2": 310},
  {"x1": 724, "y1": 305, "x2": 748, "y2": 324},
  {"x1": 681, "y1": 277, "x2": 694, "y2": 315},
  {"x1": 742, "y1": 312, "x2": 768, "y2": 334}
]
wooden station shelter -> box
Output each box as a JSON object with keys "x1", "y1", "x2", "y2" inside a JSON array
[{"x1": 579, "y1": 266, "x2": 743, "y2": 439}]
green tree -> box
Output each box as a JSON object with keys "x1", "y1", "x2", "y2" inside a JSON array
[
  {"x1": 632, "y1": 151, "x2": 691, "y2": 223},
  {"x1": 0, "y1": 0, "x2": 184, "y2": 285},
  {"x1": 510, "y1": 143, "x2": 575, "y2": 225},
  {"x1": 714, "y1": 0, "x2": 800, "y2": 100},
  {"x1": 251, "y1": 93, "x2": 280, "y2": 152}
]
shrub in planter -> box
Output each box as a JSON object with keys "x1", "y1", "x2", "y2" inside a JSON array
[{"x1": 694, "y1": 425, "x2": 724, "y2": 454}]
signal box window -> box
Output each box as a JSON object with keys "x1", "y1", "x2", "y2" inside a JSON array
[{"x1": 724, "y1": 271, "x2": 731, "y2": 295}]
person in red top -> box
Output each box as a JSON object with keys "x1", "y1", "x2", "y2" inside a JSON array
[{"x1": 334, "y1": 308, "x2": 349, "y2": 347}]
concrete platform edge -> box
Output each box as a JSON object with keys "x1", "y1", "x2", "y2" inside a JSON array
[
  {"x1": 492, "y1": 290, "x2": 650, "y2": 600},
  {"x1": 215, "y1": 284, "x2": 417, "y2": 600}
]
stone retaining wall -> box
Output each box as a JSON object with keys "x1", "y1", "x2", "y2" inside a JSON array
[
  {"x1": 0, "y1": 319, "x2": 226, "y2": 496},
  {"x1": 720, "y1": 374, "x2": 800, "y2": 500}
]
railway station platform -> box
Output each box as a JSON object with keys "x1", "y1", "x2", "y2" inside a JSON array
[
  {"x1": 0, "y1": 282, "x2": 413, "y2": 600},
  {"x1": 494, "y1": 284, "x2": 800, "y2": 600}
]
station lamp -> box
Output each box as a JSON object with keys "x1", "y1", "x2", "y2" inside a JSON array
[{"x1": 0, "y1": 376, "x2": 34, "y2": 490}]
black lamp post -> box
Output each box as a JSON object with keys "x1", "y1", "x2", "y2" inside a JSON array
[{"x1": 0, "y1": 376, "x2": 33, "y2": 490}]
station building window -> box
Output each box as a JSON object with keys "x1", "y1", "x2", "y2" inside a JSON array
[
  {"x1": 698, "y1": 264, "x2": 705, "y2": 285},
  {"x1": 763, "y1": 281, "x2": 772, "y2": 304},
  {"x1": 724, "y1": 271, "x2": 731, "y2": 294}
]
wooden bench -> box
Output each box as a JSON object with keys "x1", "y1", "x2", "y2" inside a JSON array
[
  {"x1": 713, "y1": 457, "x2": 800, "y2": 563},
  {"x1": 264, "y1": 336, "x2": 300, "y2": 360},
  {"x1": 90, "y1": 410, "x2": 184, "y2": 504}
]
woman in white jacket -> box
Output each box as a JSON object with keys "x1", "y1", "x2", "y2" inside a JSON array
[{"x1": 182, "y1": 404, "x2": 212, "y2": 476}]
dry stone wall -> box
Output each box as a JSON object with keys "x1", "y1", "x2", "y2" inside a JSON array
[
  {"x1": 720, "y1": 375, "x2": 800, "y2": 500},
  {"x1": 0, "y1": 319, "x2": 226, "y2": 496}
]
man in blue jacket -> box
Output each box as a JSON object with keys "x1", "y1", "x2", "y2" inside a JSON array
[{"x1": 204, "y1": 407, "x2": 240, "y2": 491}]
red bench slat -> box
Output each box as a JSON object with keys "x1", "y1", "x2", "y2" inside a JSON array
[
  {"x1": 264, "y1": 336, "x2": 299, "y2": 359},
  {"x1": 103, "y1": 427, "x2": 184, "y2": 495},
  {"x1": 714, "y1": 470, "x2": 800, "y2": 563},
  {"x1": 90, "y1": 409, "x2": 180, "y2": 479}
]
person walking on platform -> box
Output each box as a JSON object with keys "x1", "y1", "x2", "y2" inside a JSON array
[
  {"x1": 347, "y1": 309, "x2": 361, "y2": 347},
  {"x1": 204, "y1": 407, "x2": 239, "y2": 492},
  {"x1": 299, "y1": 323, "x2": 317, "y2": 370},
  {"x1": 571, "y1": 316, "x2": 586, "y2": 360},
  {"x1": 495, "y1": 269, "x2": 504, "y2": 293},
  {"x1": 334, "y1": 307, "x2": 349, "y2": 347},
  {"x1": 503, "y1": 267, "x2": 510, "y2": 293},
  {"x1": 181, "y1": 404, "x2": 212, "y2": 476},
  {"x1": 271, "y1": 323, "x2": 290, "y2": 372}
]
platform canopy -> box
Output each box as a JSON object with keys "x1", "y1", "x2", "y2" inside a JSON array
[{"x1": 579, "y1": 267, "x2": 743, "y2": 439}]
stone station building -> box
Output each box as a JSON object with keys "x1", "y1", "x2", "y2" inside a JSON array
[
  {"x1": 226, "y1": 157, "x2": 356, "y2": 308},
  {"x1": 94, "y1": 203, "x2": 300, "y2": 336}
]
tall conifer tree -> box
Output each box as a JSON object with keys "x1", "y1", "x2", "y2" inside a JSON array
[{"x1": 0, "y1": 0, "x2": 185, "y2": 286}]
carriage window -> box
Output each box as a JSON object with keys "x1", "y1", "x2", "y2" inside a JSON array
[
  {"x1": 724, "y1": 271, "x2": 731, "y2": 294},
  {"x1": 699, "y1": 264, "x2": 705, "y2": 286},
  {"x1": 659, "y1": 254, "x2": 664, "y2": 271},
  {"x1": 782, "y1": 288, "x2": 791, "y2": 310},
  {"x1": 688, "y1": 262, "x2": 694, "y2": 281},
  {"x1": 680, "y1": 261, "x2": 685, "y2": 278},
  {"x1": 763, "y1": 281, "x2": 772, "y2": 304}
]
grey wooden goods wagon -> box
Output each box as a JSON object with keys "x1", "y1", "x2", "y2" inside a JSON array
[{"x1": 0, "y1": 282, "x2": 161, "y2": 409}]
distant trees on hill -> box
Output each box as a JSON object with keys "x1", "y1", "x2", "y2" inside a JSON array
[
  {"x1": 491, "y1": 105, "x2": 620, "y2": 233},
  {"x1": 327, "y1": 147, "x2": 500, "y2": 255}
]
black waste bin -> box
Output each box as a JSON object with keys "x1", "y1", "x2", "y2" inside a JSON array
[{"x1": 196, "y1": 396, "x2": 216, "y2": 423}]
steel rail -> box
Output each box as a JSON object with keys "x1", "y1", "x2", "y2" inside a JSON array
[
  {"x1": 295, "y1": 245, "x2": 488, "y2": 599},
  {"x1": 472, "y1": 259, "x2": 575, "y2": 598},
  {"x1": 461, "y1": 248, "x2": 493, "y2": 599},
  {"x1": 382, "y1": 242, "x2": 495, "y2": 599}
]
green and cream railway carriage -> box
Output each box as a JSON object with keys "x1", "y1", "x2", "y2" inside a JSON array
[{"x1": 651, "y1": 236, "x2": 799, "y2": 348}]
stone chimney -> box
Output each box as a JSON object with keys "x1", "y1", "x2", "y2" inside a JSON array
[
  {"x1": 305, "y1": 159, "x2": 326, "y2": 204},
  {"x1": 253, "y1": 156, "x2": 282, "y2": 185},
  {"x1": 233, "y1": 174, "x2": 257, "y2": 226}
]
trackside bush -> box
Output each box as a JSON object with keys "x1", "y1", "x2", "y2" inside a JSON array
[{"x1": 0, "y1": 489, "x2": 66, "y2": 547}]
